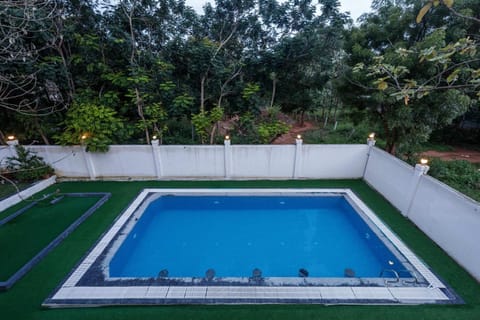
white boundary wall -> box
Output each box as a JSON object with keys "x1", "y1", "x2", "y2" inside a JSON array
[
  {"x1": 21, "y1": 143, "x2": 369, "y2": 180},
  {"x1": 0, "y1": 145, "x2": 15, "y2": 166},
  {"x1": 364, "y1": 147, "x2": 480, "y2": 282},
  {"x1": 363, "y1": 148, "x2": 415, "y2": 214},
  {"x1": 409, "y1": 176, "x2": 480, "y2": 281}
]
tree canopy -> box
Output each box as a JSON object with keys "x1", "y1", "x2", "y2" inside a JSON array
[
  {"x1": 338, "y1": 0, "x2": 479, "y2": 153},
  {"x1": 0, "y1": 0, "x2": 478, "y2": 153}
]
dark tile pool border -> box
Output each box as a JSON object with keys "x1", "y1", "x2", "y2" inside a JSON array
[
  {"x1": 43, "y1": 188, "x2": 461, "y2": 306},
  {"x1": 0, "y1": 192, "x2": 111, "y2": 291}
]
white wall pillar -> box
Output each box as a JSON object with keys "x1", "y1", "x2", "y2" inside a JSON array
[
  {"x1": 293, "y1": 136, "x2": 303, "y2": 178},
  {"x1": 224, "y1": 137, "x2": 232, "y2": 178},
  {"x1": 82, "y1": 147, "x2": 97, "y2": 180},
  {"x1": 151, "y1": 139, "x2": 163, "y2": 179},
  {"x1": 363, "y1": 134, "x2": 376, "y2": 177},
  {"x1": 7, "y1": 138, "x2": 19, "y2": 158},
  {"x1": 404, "y1": 162, "x2": 430, "y2": 217}
]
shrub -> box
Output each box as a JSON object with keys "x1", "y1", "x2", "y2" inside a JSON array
[
  {"x1": 5, "y1": 145, "x2": 54, "y2": 182},
  {"x1": 303, "y1": 120, "x2": 374, "y2": 145},
  {"x1": 428, "y1": 159, "x2": 480, "y2": 202},
  {"x1": 55, "y1": 102, "x2": 124, "y2": 152},
  {"x1": 257, "y1": 121, "x2": 290, "y2": 144},
  {"x1": 191, "y1": 106, "x2": 224, "y2": 144}
]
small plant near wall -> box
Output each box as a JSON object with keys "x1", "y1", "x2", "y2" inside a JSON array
[
  {"x1": 257, "y1": 121, "x2": 290, "y2": 144},
  {"x1": 5, "y1": 145, "x2": 54, "y2": 182}
]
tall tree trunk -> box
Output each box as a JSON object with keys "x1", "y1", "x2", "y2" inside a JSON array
[
  {"x1": 55, "y1": 37, "x2": 75, "y2": 104},
  {"x1": 135, "y1": 88, "x2": 149, "y2": 144},
  {"x1": 35, "y1": 116, "x2": 50, "y2": 145},
  {"x1": 300, "y1": 110, "x2": 305, "y2": 126},
  {"x1": 217, "y1": 66, "x2": 242, "y2": 109},
  {"x1": 332, "y1": 97, "x2": 339, "y2": 122},
  {"x1": 200, "y1": 20, "x2": 239, "y2": 113},
  {"x1": 381, "y1": 113, "x2": 397, "y2": 154},
  {"x1": 209, "y1": 122, "x2": 217, "y2": 145},
  {"x1": 385, "y1": 136, "x2": 397, "y2": 154},
  {"x1": 0, "y1": 129, "x2": 6, "y2": 144},
  {"x1": 200, "y1": 75, "x2": 206, "y2": 113},
  {"x1": 124, "y1": 1, "x2": 149, "y2": 144},
  {"x1": 270, "y1": 77, "x2": 277, "y2": 108}
]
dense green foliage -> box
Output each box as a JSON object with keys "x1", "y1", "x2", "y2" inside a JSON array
[
  {"x1": 0, "y1": 0, "x2": 349, "y2": 147},
  {"x1": 191, "y1": 106, "x2": 224, "y2": 144},
  {"x1": 338, "y1": 0, "x2": 480, "y2": 154},
  {"x1": 428, "y1": 158, "x2": 480, "y2": 201},
  {"x1": 55, "y1": 102, "x2": 125, "y2": 152},
  {"x1": 256, "y1": 105, "x2": 291, "y2": 143},
  {"x1": 0, "y1": 0, "x2": 478, "y2": 152},
  {"x1": 303, "y1": 119, "x2": 373, "y2": 145}
]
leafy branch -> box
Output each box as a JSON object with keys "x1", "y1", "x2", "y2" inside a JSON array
[
  {"x1": 417, "y1": 0, "x2": 480, "y2": 24},
  {"x1": 354, "y1": 33, "x2": 480, "y2": 105}
]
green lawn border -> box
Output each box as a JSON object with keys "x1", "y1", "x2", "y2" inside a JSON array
[{"x1": 0, "y1": 192, "x2": 110, "y2": 291}]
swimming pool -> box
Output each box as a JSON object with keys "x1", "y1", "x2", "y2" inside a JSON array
[
  {"x1": 109, "y1": 195, "x2": 409, "y2": 279},
  {"x1": 44, "y1": 189, "x2": 459, "y2": 306}
]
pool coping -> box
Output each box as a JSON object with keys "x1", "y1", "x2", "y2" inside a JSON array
[{"x1": 43, "y1": 188, "x2": 459, "y2": 306}]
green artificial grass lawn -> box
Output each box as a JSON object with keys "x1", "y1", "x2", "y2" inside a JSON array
[
  {"x1": 0, "y1": 195, "x2": 100, "y2": 280},
  {"x1": 0, "y1": 179, "x2": 479, "y2": 320}
]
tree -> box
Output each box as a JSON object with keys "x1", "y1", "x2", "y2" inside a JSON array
[
  {"x1": 338, "y1": 0, "x2": 478, "y2": 153},
  {"x1": 258, "y1": 0, "x2": 349, "y2": 125},
  {"x1": 0, "y1": 0, "x2": 68, "y2": 115},
  {"x1": 353, "y1": 31, "x2": 479, "y2": 103},
  {"x1": 96, "y1": 0, "x2": 197, "y2": 143},
  {"x1": 193, "y1": 0, "x2": 253, "y2": 113}
]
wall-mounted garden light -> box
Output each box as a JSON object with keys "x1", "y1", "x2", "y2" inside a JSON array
[
  {"x1": 224, "y1": 135, "x2": 231, "y2": 146},
  {"x1": 367, "y1": 132, "x2": 376, "y2": 147},
  {"x1": 296, "y1": 134, "x2": 303, "y2": 146},
  {"x1": 80, "y1": 134, "x2": 88, "y2": 148},
  {"x1": 6, "y1": 135, "x2": 18, "y2": 146},
  {"x1": 416, "y1": 158, "x2": 430, "y2": 175},
  {"x1": 151, "y1": 135, "x2": 159, "y2": 146}
]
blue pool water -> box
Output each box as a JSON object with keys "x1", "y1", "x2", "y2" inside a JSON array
[{"x1": 109, "y1": 195, "x2": 407, "y2": 278}]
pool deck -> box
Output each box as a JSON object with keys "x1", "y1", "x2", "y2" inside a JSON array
[
  {"x1": 44, "y1": 188, "x2": 458, "y2": 307},
  {"x1": 47, "y1": 285, "x2": 452, "y2": 306}
]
